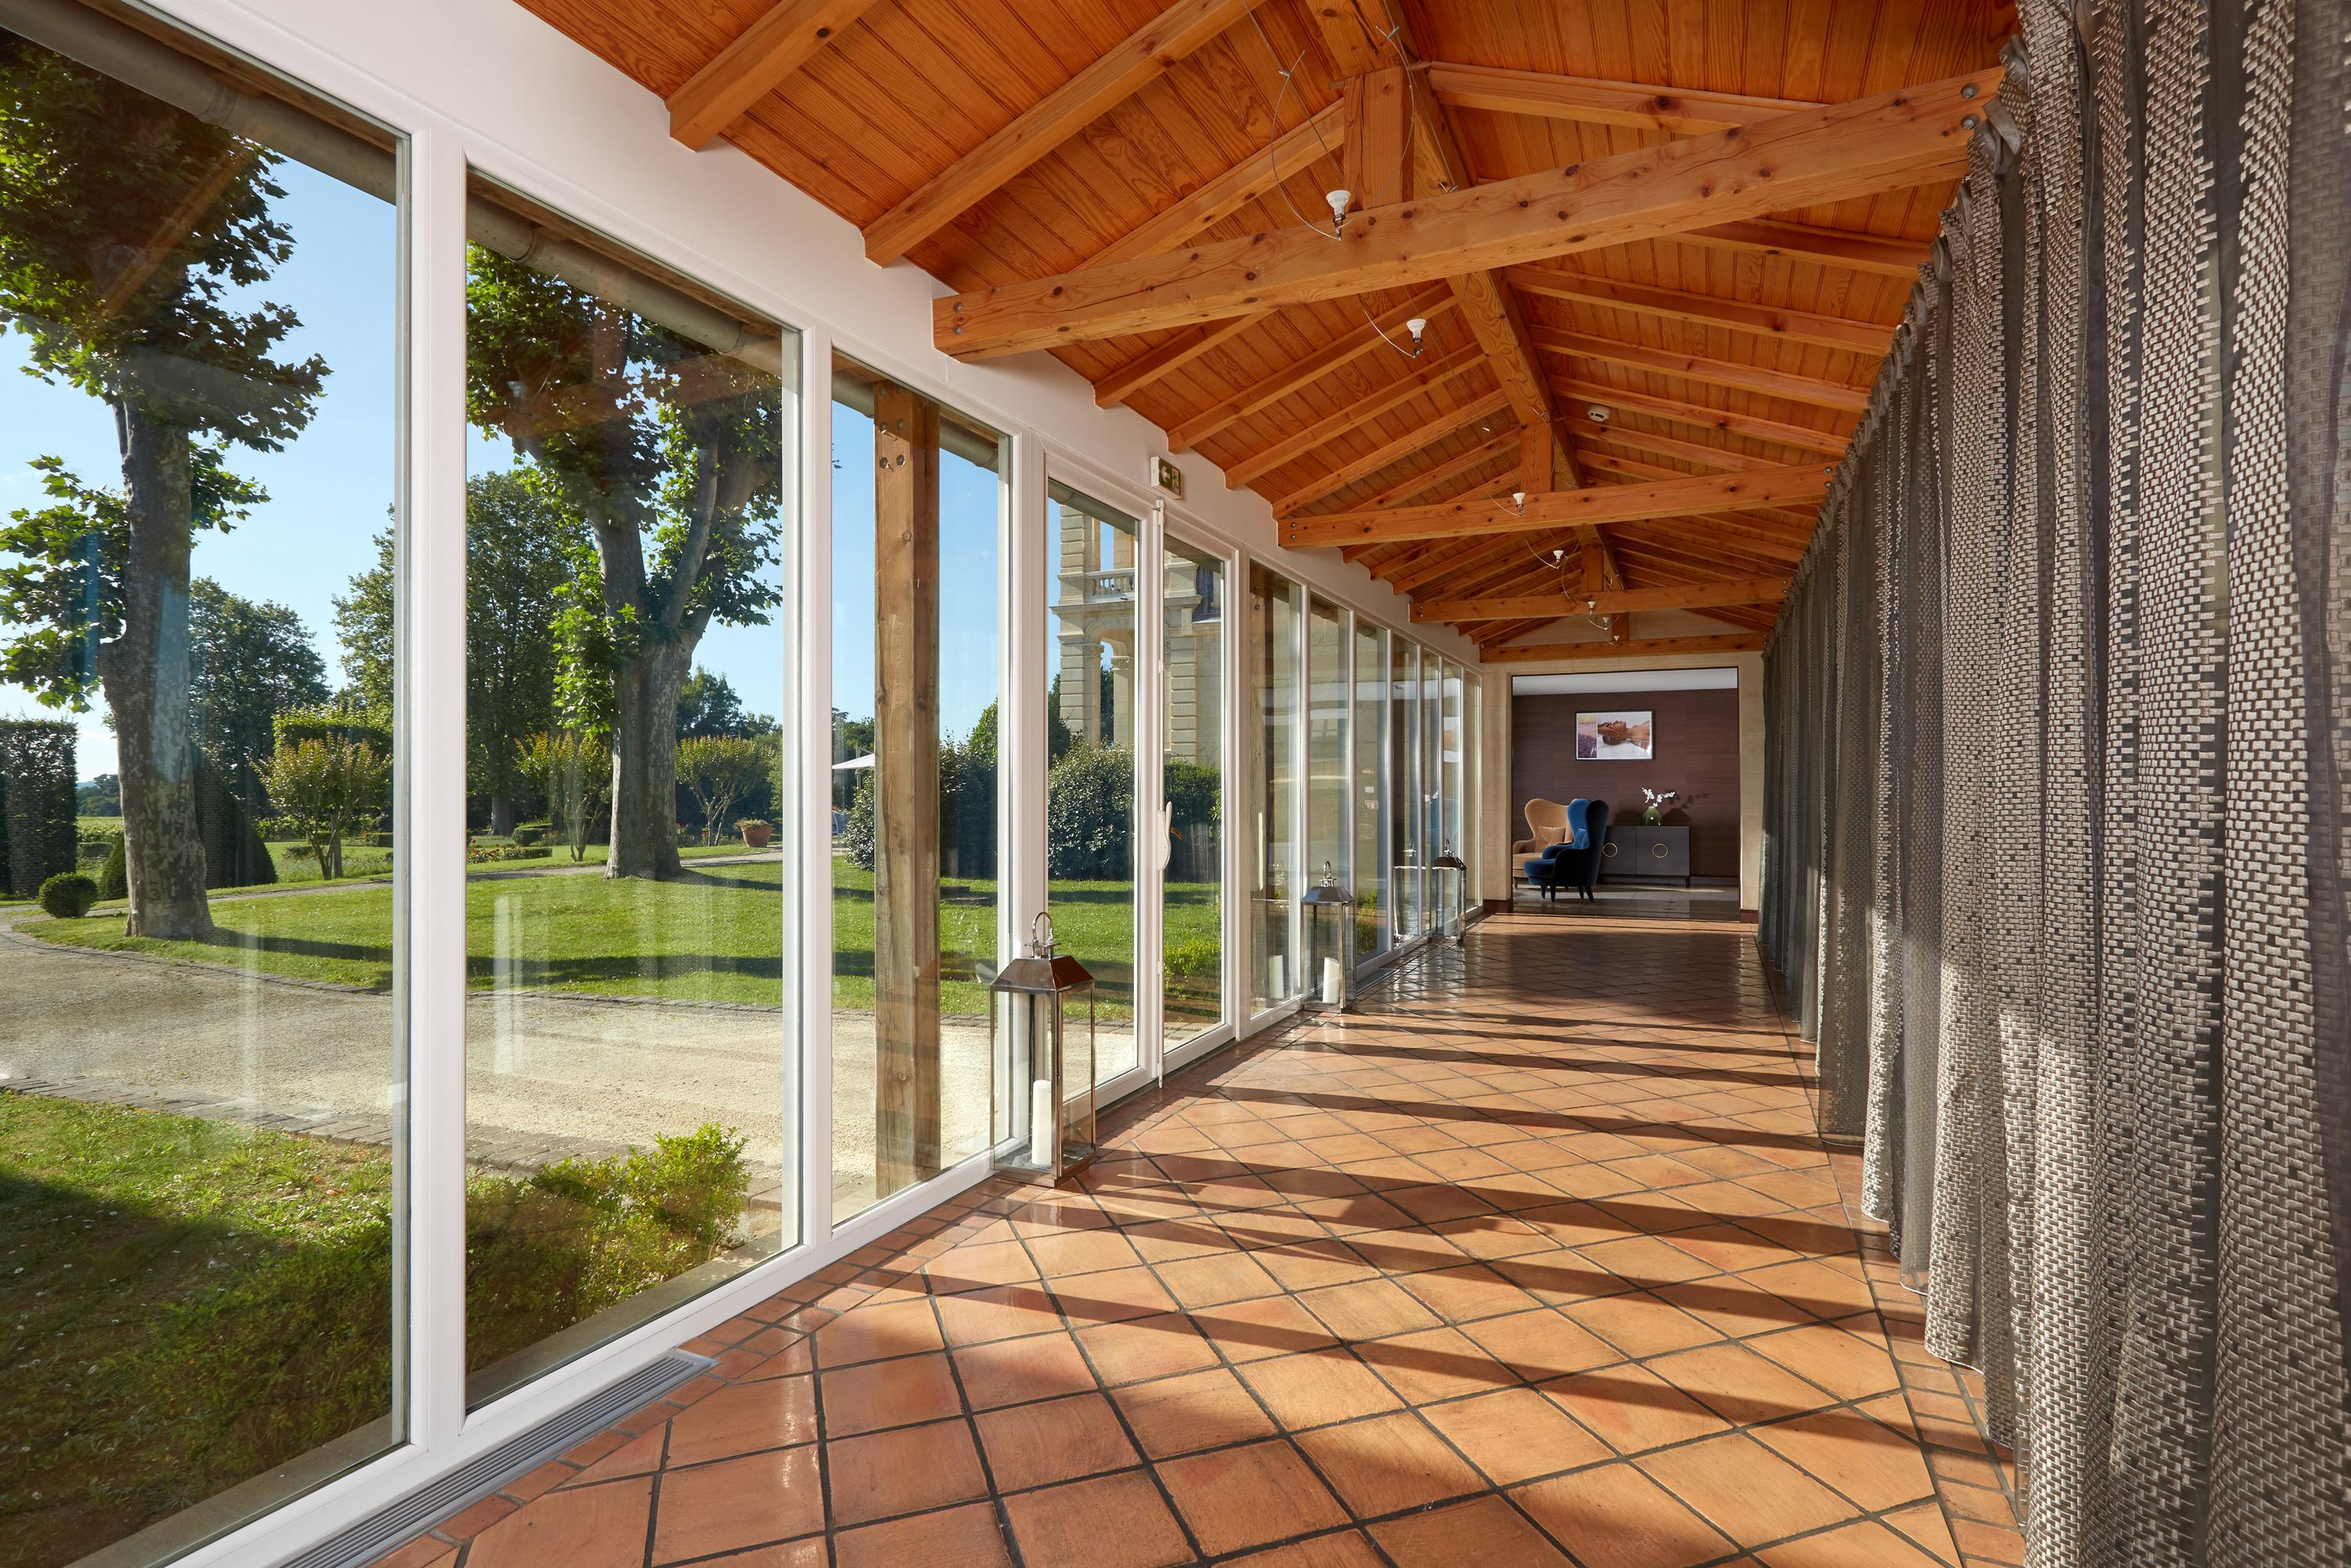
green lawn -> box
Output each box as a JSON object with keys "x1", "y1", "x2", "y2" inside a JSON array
[
  {"x1": 27, "y1": 860, "x2": 1223, "y2": 1016},
  {"x1": 0, "y1": 1094, "x2": 750, "y2": 1565}
]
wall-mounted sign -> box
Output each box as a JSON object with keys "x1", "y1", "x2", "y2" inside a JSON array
[{"x1": 1150, "y1": 455, "x2": 1184, "y2": 499}]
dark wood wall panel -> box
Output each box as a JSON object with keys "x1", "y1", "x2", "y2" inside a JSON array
[{"x1": 1509, "y1": 686, "x2": 1741, "y2": 879}]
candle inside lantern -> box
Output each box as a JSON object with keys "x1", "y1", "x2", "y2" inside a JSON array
[
  {"x1": 1268, "y1": 955, "x2": 1285, "y2": 998},
  {"x1": 1321, "y1": 955, "x2": 1343, "y2": 1005},
  {"x1": 1029, "y1": 1078, "x2": 1053, "y2": 1168}
]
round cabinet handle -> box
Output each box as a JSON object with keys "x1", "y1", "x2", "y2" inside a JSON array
[
  {"x1": 1602, "y1": 842, "x2": 1618, "y2": 857},
  {"x1": 1651, "y1": 842, "x2": 1668, "y2": 860}
]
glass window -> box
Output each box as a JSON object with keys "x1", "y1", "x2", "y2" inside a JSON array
[
  {"x1": 1247, "y1": 563, "x2": 1302, "y2": 1010},
  {"x1": 460, "y1": 176, "x2": 798, "y2": 1404},
  {"x1": 0, "y1": 6, "x2": 403, "y2": 1558},
  {"x1": 1352, "y1": 619, "x2": 1389, "y2": 963},
  {"x1": 1390, "y1": 639, "x2": 1422, "y2": 939},
  {"x1": 1162, "y1": 535, "x2": 1226, "y2": 1046},
  {"x1": 1438, "y1": 658, "x2": 1465, "y2": 934},
  {"x1": 1423, "y1": 650, "x2": 1444, "y2": 925},
  {"x1": 1306, "y1": 596, "x2": 1349, "y2": 986},
  {"x1": 1046, "y1": 482, "x2": 1140, "y2": 1084},
  {"x1": 828, "y1": 363, "x2": 1002, "y2": 1223}
]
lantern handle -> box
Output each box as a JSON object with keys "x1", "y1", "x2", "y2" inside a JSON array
[
  {"x1": 1319, "y1": 860, "x2": 1337, "y2": 888},
  {"x1": 1029, "y1": 911, "x2": 1057, "y2": 958}
]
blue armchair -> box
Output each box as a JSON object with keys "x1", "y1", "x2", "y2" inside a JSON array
[{"x1": 1522, "y1": 798, "x2": 1610, "y2": 901}]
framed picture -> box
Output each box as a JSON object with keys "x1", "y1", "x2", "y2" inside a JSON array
[{"x1": 1576, "y1": 709, "x2": 1654, "y2": 760}]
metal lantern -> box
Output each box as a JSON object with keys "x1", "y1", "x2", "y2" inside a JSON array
[
  {"x1": 1431, "y1": 845, "x2": 1469, "y2": 943},
  {"x1": 990, "y1": 913, "x2": 1097, "y2": 1184},
  {"x1": 1299, "y1": 860, "x2": 1356, "y2": 1014}
]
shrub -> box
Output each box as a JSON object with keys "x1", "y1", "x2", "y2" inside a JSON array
[
  {"x1": 468, "y1": 843, "x2": 550, "y2": 864},
  {"x1": 38, "y1": 871, "x2": 96, "y2": 918},
  {"x1": 0, "y1": 718, "x2": 76, "y2": 898},
  {"x1": 514, "y1": 732, "x2": 610, "y2": 862},
  {"x1": 100, "y1": 832, "x2": 126, "y2": 900},
  {"x1": 1165, "y1": 935, "x2": 1219, "y2": 980},
  {"x1": 676, "y1": 734, "x2": 770, "y2": 845},
  {"x1": 510, "y1": 824, "x2": 545, "y2": 846},
  {"x1": 1047, "y1": 741, "x2": 1133, "y2": 879},
  {"x1": 258, "y1": 736, "x2": 390, "y2": 880}
]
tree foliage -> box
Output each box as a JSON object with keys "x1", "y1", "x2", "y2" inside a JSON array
[
  {"x1": 514, "y1": 730, "x2": 612, "y2": 862},
  {"x1": 0, "y1": 718, "x2": 76, "y2": 898},
  {"x1": 675, "y1": 734, "x2": 769, "y2": 844},
  {"x1": 1046, "y1": 742, "x2": 1132, "y2": 880},
  {"x1": 677, "y1": 668, "x2": 773, "y2": 739},
  {"x1": 256, "y1": 737, "x2": 389, "y2": 880},
  {"x1": 189, "y1": 578, "x2": 329, "y2": 814}
]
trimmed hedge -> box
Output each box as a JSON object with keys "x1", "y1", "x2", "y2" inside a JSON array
[
  {"x1": 273, "y1": 706, "x2": 392, "y2": 756},
  {"x1": 0, "y1": 719, "x2": 76, "y2": 898},
  {"x1": 97, "y1": 751, "x2": 276, "y2": 897},
  {"x1": 38, "y1": 871, "x2": 96, "y2": 918}
]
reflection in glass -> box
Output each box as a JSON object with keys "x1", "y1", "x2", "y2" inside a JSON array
[
  {"x1": 0, "y1": 6, "x2": 401, "y2": 1558},
  {"x1": 1248, "y1": 565, "x2": 1302, "y2": 1010},
  {"x1": 462, "y1": 175, "x2": 796, "y2": 1405},
  {"x1": 1305, "y1": 597, "x2": 1349, "y2": 999},
  {"x1": 1161, "y1": 537, "x2": 1226, "y2": 1046},
  {"x1": 1391, "y1": 639, "x2": 1422, "y2": 939},
  {"x1": 1440, "y1": 660, "x2": 1465, "y2": 912},
  {"x1": 1046, "y1": 483, "x2": 1140, "y2": 1083},
  {"x1": 1352, "y1": 620, "x2": 1389, "y2": 964},
  {"x1": 829, "y1": 365, "x2": 1002, "y2": 1222}
]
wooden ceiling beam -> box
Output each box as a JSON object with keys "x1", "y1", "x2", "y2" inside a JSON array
[
  {"x1": 1536, "y1": 329, "x2": 1871, "y2": 412},
  {"x1": 934, "y1": 67, "x2": 1999, "y2": 357},
  {"x1": 667, "y1": 0, "x2": 882, "y2": 150},
  {"x1": 1484, "y1": 632, "x2": 1767, "y2": 663},
  {"x1": 1224, "y1": 344, "x2": 1482, "y2": 487},
  {"x1": 1507, "y1": 267, "x2": 1893, "y2": 356},
  {"x1": 1284, "y1": 462, "x2": 1831, "y2": 545},
  {"x1": 864, "y1": 0, "x2": 1261, "y2": 266},
  {"x1": 1557, "y1": 378, "x2": 1848, "y2": 456},
  {"x1": 1095, "y1": 312, "x2": 1266, "y2": 408},
  {"x1": 1420, "y1": 61, "x2": 1824, "y2": 135},
  {"x1": 1412, "y1": 574, "x2": 1790, "y2": 622},
  {"x1": 1089, "y1": 103, "x2": 1346, "y2": 270},
  {"x1": 1679, "y1": 218, "x2": 1929, "y2": 279},
  {"x1": 1165, "y1": 285, "x2": 1454, "y2": 451},
  {"x1": 1382, "y1": 527, "x2": 1541, "y2": 593},
  {"x1": 1576, "y1": 424, "x2": 1777, "y2": 473},
  {"x1": 1353, "y1": 437, "x2": 1519, "y2": 514},
  {"x1": 1270, "y1": 388, "x2": 1512, "y2": 514}
]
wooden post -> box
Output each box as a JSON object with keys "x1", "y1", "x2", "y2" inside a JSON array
[
  {"x1": 872, "y1": 382, "x2": 942, "y2": 1190},
  {"x1": 1341, "y1": 66, "x2": 1413, "y2": 212}
]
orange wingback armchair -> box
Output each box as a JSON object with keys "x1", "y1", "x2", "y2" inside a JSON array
[{"x1": 1512, "y1": 798, "x2": 1571, "y2": 882}]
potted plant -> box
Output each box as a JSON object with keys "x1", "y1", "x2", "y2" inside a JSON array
[
  {"x1": 1641, "y1": 787, "x2": 1680, "y2": 826},
  {"x1": 738, "y1": 818, "x2": 773, "y2": 849}
]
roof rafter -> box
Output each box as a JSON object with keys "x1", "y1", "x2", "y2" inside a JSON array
[
  {"x1": 1411, "y1": 574, "x2": 1790, "y2": 622},
  {"x1": 1536, "y1": 330, "x2": 1870, "y2": 411},
  {"x1": 864, "y1": 0, "x2": 1262, "y2": 266},
  {"x1": 1678, "y1": 217, "x2": 1928, "y2": 278},
  {"x1": 1420, "y1": 61, "x2": 1824, "y2": 134},
  {"x1": 1559, "y1": 378, "x2": 1849, "y2": 456},
  {"x1": 666, "y1": 0, "x2": 884, "y2": 149},
  {"x1": 1484, "y1": 632, "x2": 1766, "y2": 663},
  {"x1": 1270, "y1": 388, "x2": 1512, "y2": 515},
  {"x1": 1223, "y1": 344, "x2": 1483, "y2": 487},
  {"x1": 933, "y1": 67, "x2": 1999, "y2": 357},
  {"x1": 1505, "y1": 267, "x2": 1893, "y2": 356},
  {"x1": 1165, "y1": 285, "x2": 1455, "y2": 451}
]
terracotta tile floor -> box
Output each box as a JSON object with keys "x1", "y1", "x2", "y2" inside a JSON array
[{"x1": 379, "y1": 907, "x2": 2023, "y2": 1568}]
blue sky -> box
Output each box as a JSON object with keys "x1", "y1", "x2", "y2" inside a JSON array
[{"x1": 0, "y1": 150, "x2": 1020, "y2": 783}]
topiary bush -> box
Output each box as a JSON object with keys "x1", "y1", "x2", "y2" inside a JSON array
[
  {"x1": 38, "y1": 871, "x2": 96, "y2": 918},
  {"x1": 1047, "y1": 741, "x2": 1134, "y2": 879},
  {"x1": 100, "y1": 831, "x2": 127, "y2": 900}
]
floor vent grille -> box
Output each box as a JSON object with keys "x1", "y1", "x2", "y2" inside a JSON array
[{"x1": 281, "y1": 1349, "x2": 713, "y2": 1568}]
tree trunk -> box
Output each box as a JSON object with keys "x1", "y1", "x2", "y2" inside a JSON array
[
  {"x1": 607, "y1": 645, "x2": 690, "y2": 879},
  {"x1": 104, "y1": 404, "x2": 213, "y2": 940},
  {"x1": 491, "y1": 795, "x2": 517, "y2": 835}
]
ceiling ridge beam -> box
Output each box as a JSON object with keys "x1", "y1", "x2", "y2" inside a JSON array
[
  {"x1": 1412, "y1": 574, "x2": 1790, "y2": 622},
  {"x1": 1224, "y1": 343, "x2": 1483, "y2": 487},
  {"x1": 1484, "y1": 633, "x2": 1766, "y2": 663},
  {"x1": 933, "y1": 66, "x2": 1999, "y2": 357},
  {"x1": 1165, "y1": 285, "x2": 1455, "y2": 451},
  {"x1": 864, "y1": 0, "x2": 1261, "y2": 266},
  {"x1": 1420, "y1": 61, "x2": 1824, "y2": 135},
  {"x1": 667, "y1": 0, "x2": 883, "y2": 150},
  {"x1": 1270, "y1": 388, "x2": 1512, "y2": 514},
  {"x1": 1284, "y1": 462, "x2": 1832, "y2": 545},
  {"x1": 1536, "y1": 329, "x2": 1870, "y2": 411},
  {"x1": 1505, "y1": 266, "x2": 1892, "y2": 355}
]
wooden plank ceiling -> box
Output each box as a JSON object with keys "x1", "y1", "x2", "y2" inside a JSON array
[{"x1": 513, "y1": 0, "x2": 2013, "y2": 655}]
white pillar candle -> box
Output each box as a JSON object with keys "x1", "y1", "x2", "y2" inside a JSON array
[
  {"x1": 1321, "y1": 955, "x2": 1343, "y2": 1005},
  {"x1": 1268, "y1": 955, "x2": 1285, "y2": 999},
  {"x1": 1030, "y1": 1078, "x2": 1053, "y2": 1168}
]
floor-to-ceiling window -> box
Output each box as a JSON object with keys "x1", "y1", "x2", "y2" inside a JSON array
[
  {"x1": 1389, "y1": 639, "x2": 1423, "y2": 940},
  {"x1": 1248, "y1": 564, "x2": 1302, "y2": 1012},
  {"x1": 0, "y1": 7, "x2": 405, "y2": 1557},
  {"x1": 1422, "y1": 648, "x2": 1444, "y2": 931},
  {"x1": 1045, "y1": 480, "x2": 1143, "y2": 1082},
  {"x1": 461, "y1": 176, "x2": 799, "y2": 1405},
  {"x1": 1305, "y1": 596, "x2": 1349, "y2": 996},
  {"x1": 1438, "y1": 658, "x2": 1466, "y2": 935},
  {"x1": 1351, "y1": 619, "x2": 1389, "y2": 966},
  {"x1": 1162, "y1": 534, "x2": 1226, "y2": 1047},
  {"x1": 828, "y1": 363, "x2": 1002, "y2": 1222}
]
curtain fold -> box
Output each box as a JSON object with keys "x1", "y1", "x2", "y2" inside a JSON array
[{"x1": 1758, "y1": 0, "x2": 2351, "y2": 1559}]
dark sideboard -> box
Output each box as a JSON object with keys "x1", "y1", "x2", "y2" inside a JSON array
[{"x1": 1599, "y1": 824, "x2": 1692, "y2": 886}]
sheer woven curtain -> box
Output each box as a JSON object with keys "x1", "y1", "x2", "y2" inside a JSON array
[{"x1": 1759, "y1": 0, "x2": 2351, "y2": 1563}]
